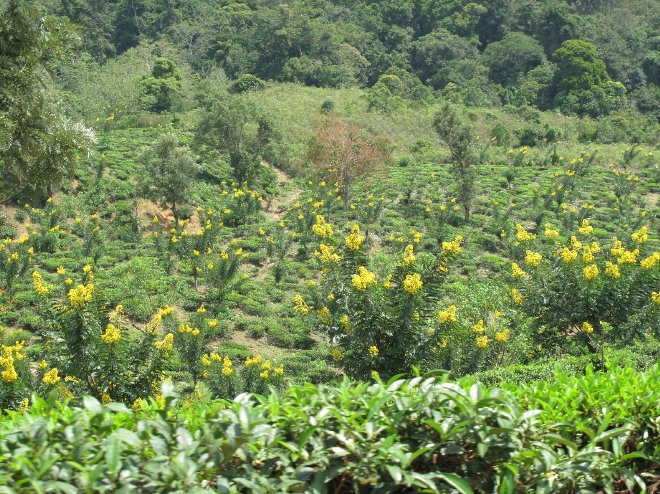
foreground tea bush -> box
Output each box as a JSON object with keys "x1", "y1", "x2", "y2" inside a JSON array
[{"x1": 0, "y1": 365, "x2": 658, "y2": 493}]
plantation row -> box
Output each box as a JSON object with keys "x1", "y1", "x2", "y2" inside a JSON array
[{"x1": 0, "y1": 364, "x2": 658, "y2": 493}]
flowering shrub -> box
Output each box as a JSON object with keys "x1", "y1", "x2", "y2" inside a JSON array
[
  {"x1": 204, "y1": 352, "x2": 284, "y2": 398},
  {"x1": 298, "y1": 221, "x2": 463, "y2": 379},
  {"x1": 508, "y1": 223, "x2": 659, "y2": 353}
]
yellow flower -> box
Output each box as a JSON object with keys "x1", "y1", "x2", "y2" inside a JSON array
[
  {"x1": 617, "y1": 249, "x2": 639, "y2": 265},
  {"x1": 610, "y1": 238, "x2": 624, "y2": 257},
  {"x1": 64, "y1": 278, "x2": 73, "y2": 285},
  {"x1": 1, "y1": 364, "x2": 18, "y2": 383},
  {"x1": 317, "y1": 306, "x2": 331, "y2": 324},
  {"x1": 331, "y1": 348, "x2": 343, "y2": 361},
  {"x1": 43, "y1": 368, "x2": 61, "y2": 385},
  {"x1": 293, "y1": 294, "x2": 310, "y2": 314},
  {"x1": 56, "y1": 266, "x2": 65, "y2": 275},
  {"x1": 312, "y1": 215, "x2": 334, "y2": 237},
  {"x1": 208, "y1": 319, "x2": 218, "y2": 328},
  {"x1": 652, "y1": 292, "x2": 660, "y2": 304},
  {"x1": 525, "y1": 250, "x2": 542, "y2": 267},
  {"x1": 32, "y1": 271, "x2": 50, "y2": 296},
  {"x1": 441, "y1": 235, "x2": 463, "y2": 255},
  {"x1": 476, "y1": 335, "x2": 489, "y2": 348},
  {"x1": 402, "y1": 244, "x2": 416, "y2": 265},
  {"x1": 560, "y1": 248, "x2": 578, "y2": 263},
  {"x1": 369, "y1": 345, "x2": 379, "y2": 358},
  {"x1": 438, "y1": 305, "x2": 457, "y2": 324},
  {"x1": 260, "y1": 370, "x2": 269, "y2": 379},
  {"x1": 155, "y1": 333, "x2": 174, "y2": 353},
  {"x1": 345, "y1": 224, "x2": 364, "y2": 251},
  {"x1": 495, "y1": 329, "x2": 510, "y2": 342},
  {"x1": 314, "y1": 243, "x2": 341, "y2": 263},
  {"x1": 340, "y1": 314, "x2": 351, "y2": 331},
  {"x1": 511, "y1": 263, "x2": 527, "y2": 279},
  {"x1": 631, "y1": 226, "x2": 648, "y2": 244},
  {"x1": 511, "y1": 288, "x2": 523, "y2": 304},
  {"x1": 101, "y1": 323, "x2": 121, "y2": 344},
  {"x1": 197, "y1": 304, "x2": 206, "y2": 314},
  {"x1": 604, "y1": 261, "x2": 620, "y2": 278},
  {"x1": 640, "y1": 252, "x2": 659, "y2": 270},
  {"x1": 402, "y1": 273, "x2": 423, "y2": 295},
  {"x1": 222, "y1": 356, "x2": 233, "y2": 376},
  {"x1": 67, "y1": 283, "x2": 94, "y2": 308},
  {"x1": 583, "y1": 264, "x2": 599, "y2": 280},
  {"x1": 352, "y1": 266, "x2": 376, "y2": 291},
  {"x1": 39, "y1": 360, "x2": 48, "y2": 369},
  {"x1": 544, "y1": 224, "x2": 560, "y2": 239},
  {"x1": 582, "y1": 322, "x2": 594, "y2": 334},
  {"x1": 515, "y1": 224, "x2": 536, "y2": 242},
  {"x1": 472, "y1": 319, "x2": 485, "y2": 334},
  {"x1": 275, "y1": 365, "x2": 284, "y2": 376},
  {"x1": 578, "y1": 219, "x2": 593, "y2": 235}
]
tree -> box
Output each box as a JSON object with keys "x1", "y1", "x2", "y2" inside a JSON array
[
  {"x1": 433, "y1": 103, "x2": 479, "y2": 223},
  {"x1": 0, "y1": 0, "x2": 95, "y2": 203},
  {"x1": 196, "y1": 94, "x2": 276, "y2": 183},
  {"x1": 140, "y1": 57, "x2": 182, "y2": 113},
  {"x1": 308, "y1": 115, "x2": 389, "y2": 210},
  {"x1": 141, "y1": 133, "x2": 197, "y2": 222},
  {"x1": 483, "y1": 32, "x2": 546, "y2": 87},
  {"x1": 552, "y1": 39, "x2": 626, "y2": 117}
]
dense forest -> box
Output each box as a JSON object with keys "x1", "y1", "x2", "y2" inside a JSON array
[{"x1": 1, "y1": 0, "x2": 659, "y2": 492}]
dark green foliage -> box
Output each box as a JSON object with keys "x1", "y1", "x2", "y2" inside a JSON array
[
  {"x1": 139, "y1": 57, "x2": 182, "y2": 113},
  {"x1": 229, "y1": 74, "x2": 266, "y2": 93},
  {"x1": 483, "y1": 32, "x2": 546, "y2": 88}
]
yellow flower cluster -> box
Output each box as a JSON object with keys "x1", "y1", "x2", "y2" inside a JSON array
[
  {"x1": 511, "y1": 263, "x2": 527, "y2": 279},
  {"x1": 582, "y1": 322, "x2": 594, "y2": 334},
  {"x1": 516, "y1": 224, "x2": 536, "y2": 242},
  {"x1": 147, "y1": 306, "x2": 175, "y2": 333},
  {"x1": 352, "y1": 266, "x2": 377, "y2": 290},
  {"x1": 293, "y1": 294, "x2": 310, "y2": 314},
  {"x1": 544, "y1": 224, "x2": 560, "y2": 239},
  {"x1": 155, "y1": 333, "x2": 174, "y2": 353},
  {"x1": 101, "y1": 323, "x2": 121, "y2": 344},
  {"x1": 402, "y1": 244, "x2": 416, "y2": 265},
  {"x1": 178, "y1": 323, "x2": 200, "y2": 336},
  {"x1": 511, "y1": 288, "x2": 523, "y2": 304},
  {"x1": 578, "y1": 219, "x2": 593, "y2": 235},
  {"x1": 345, "y1": 224, "x2": 364, "y2": 251},
  {"x1": 472, "y1": 319, "x2": 485, "y2": 334},
  {"x1": 402, "y1": 273, "x2": 423, "y2": 295},
  {"x1": 560, "y1": 248, "x2": 578, "y2": 263},
  {"x1": 476, "y1": 335, "x2": 489, "y2": 348},
  {"x1": 583, "y1": 264, "x2": 599, "y2": 280},
  {"x1": 441, "y1": 235, "x2": 463, "y2": 255},
  {"x1": 32, "y1": 271, "x2": 50, "y2": 296},
  {"x1": 222, "y1": 356, "x2": 233, "y2": 376},
  {"x1": 604, "y1": 261, "x2": 620, "y2": 278},
  {"x1": 0, "y1": 342, "x2": 24, "y2": 383},
  {"x1": 340, "y1": 314, "x2": 351, "y2": 331},
  {"x1": 617, "y1": 249, "x2": 639, "y2": 264},
  {"x1": 317, "y1": 306, "x2": 331, "y2": 324},
  {"x1": 42, "y1": 368, "x2": 60, "y2": 385},
  {"x1": 369, "y1": 345, "x2": 379, "y2": 358},
  {"x1": 495, "y1": 328, "x2": 510, "y2": 342},
  {"x1": 67, "y1": 283, "x2": 94, "y2": 308},
  {"x1": 611, "y1": 238, "x2": 624, "y2": 257},
  {"x1": 631, "y1": 226, "x2": 648, "y2": 244},
  {"x1": 314, "y1": 243, "x2": 341, "y2": 263},
  {"x1": 652, "y1": 292, "x2": 660, "y2": 304},
  {"x1": 312, "y1": 215, "x2": 334, "y2": 237},
  {"x1": 640, "y1": 252, "x2": 659, "y2": 270},
  {"x1": 525, "y1": 250, "x2": 542, "y2": 267},
  {"x1": 438, "y1": 305, "x2": 457, "y2": 324}
]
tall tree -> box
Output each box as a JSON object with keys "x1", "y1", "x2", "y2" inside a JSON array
[
  {"x1": 140, "y1": 133, "x2": 197, "y2": 223},
  {"x1": 0, "y1": 0, "x2": 95, "y2": 202},
  {"x1": 433, "y1": 103, "x2": 479, "y2": 224},
  {"x1": 307, "y1": 114, "x2": 389, "y2": 210}
]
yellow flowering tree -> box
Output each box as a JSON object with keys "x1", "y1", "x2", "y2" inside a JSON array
[
  {"x1": 301, "y1": 221, "x2": 463, "y2": 380},
  {"x1": 31, "y1": 266, "x2": 177, "y2": 404},
  {"x1": 508, "y1": 224, "x2": 659, "y2": 354}
]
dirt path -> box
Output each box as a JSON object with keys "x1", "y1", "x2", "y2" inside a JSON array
[{"x1": 262, "y1": 162, "x2": 302, "y2": 221}]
